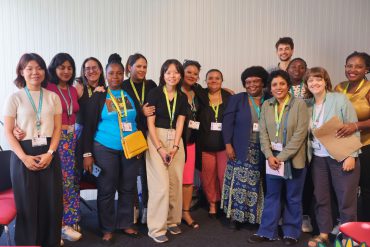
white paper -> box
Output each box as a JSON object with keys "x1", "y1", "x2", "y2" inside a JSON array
[{"x1": 266, "y1": 160, "x2": 285, "y2": 177}]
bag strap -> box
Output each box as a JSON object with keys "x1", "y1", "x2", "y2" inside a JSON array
[{"x1": 282, "y1": 97, "x2": 294, "y2": 147}]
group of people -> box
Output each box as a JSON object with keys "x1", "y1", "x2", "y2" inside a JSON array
[{"x1": 2, "y1": 36, "x2": 369, "y2": 247}]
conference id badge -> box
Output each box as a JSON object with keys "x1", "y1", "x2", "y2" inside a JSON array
[
  {"x1": 271, "y1": 142, "x2": 283, "y2": 152},
  {"x1": 92, "y1": 164, "x2": 102, "y2": 177},
  {"x1": 167, "y1": 129, "x2": 175, "y2": 140},
  {"x1": 67, "y1": 125, "x2": 75, "y2": 134},
  {"x1": 32, "y1": 136, "x2": 47, "y2": 147},
  {"x1": 253, "y1": 123, "x2": 259, "y2": 132},
  {"x1": 121, "y1": 122, "x2": 133, "y2": 132},
  {"x1": 188, "y1": 120, "x2": 200, "y2": 130},
  {"x1": 311, "y1": 140, "x2": 321, "y2": 150},
  {"x1": 210, "y1": 122, "x2": 222, "y2": 131}
]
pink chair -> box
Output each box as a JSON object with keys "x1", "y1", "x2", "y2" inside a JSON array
[
  {"x1": 0, "y1": 188, "x2": 17, "y2": 246},
  {"x1": 338, "y1": 222, "x2": 370, "y2": 246}
]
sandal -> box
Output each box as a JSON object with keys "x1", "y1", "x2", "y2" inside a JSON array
[
  {"x1": 182, "y1": 209, "x2": 200, "y2": 229},
  {"x1": 308, "y1": 235, "x2": 329, "y2": 247}
]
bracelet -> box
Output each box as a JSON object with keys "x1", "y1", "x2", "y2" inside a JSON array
[
  {"x1": 83, "y1": 152, "x2": 92, "y2": 158},
  {"x1": 173, "y1": 145, "x2": 180, "y2": 150},
  {"x1": 156, "y1": 146, "x2": 162, "y2": 152}
]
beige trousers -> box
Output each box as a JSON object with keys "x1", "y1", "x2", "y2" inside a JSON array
[{"x1": 146, "y1": 128, "x2": 185, "y2": 237}]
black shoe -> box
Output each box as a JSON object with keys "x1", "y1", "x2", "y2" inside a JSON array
[
  {"x1": 208, "y1": 213, "x2": 217, "y2": 219},
  {"x1": 248, "y1": 234, "x2": 275, "y2": 244},
  {"x1": 228, "y1": 220, "x2": 241, "y2": 230},
  {"x1": 283, "y1": 237, "x2": 298, "y2": 246}
]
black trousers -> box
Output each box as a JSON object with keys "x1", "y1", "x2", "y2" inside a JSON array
[
  {"x1": 359, "y1": 144, "x2": 370, "y2": 221},
  {"x1": 137, "y1": 155, "x2": 148, "y2": 208},
  {"x1": 93, "y1": 142, "x2": 139, "y2": 232},
  {"x1": 11, "y1": 140, "x2": 63, "y2": 247}
]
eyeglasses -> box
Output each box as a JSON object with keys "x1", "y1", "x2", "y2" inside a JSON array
[{"x1": 84, "y1": 66, "x2": 99, "y2": 72}]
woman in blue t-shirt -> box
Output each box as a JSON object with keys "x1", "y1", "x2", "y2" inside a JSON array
[{"x1": 81, "y1": 53, "x2": 145, "y2": 242}]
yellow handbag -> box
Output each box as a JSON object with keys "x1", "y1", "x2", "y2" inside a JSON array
[{"x1": 121, "y1": 130, "x2": 148, "y2": 159}]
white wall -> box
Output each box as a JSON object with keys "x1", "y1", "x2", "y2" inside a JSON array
[{"x1": 1, "y1": 0, "x2": 369, "y2": 149}]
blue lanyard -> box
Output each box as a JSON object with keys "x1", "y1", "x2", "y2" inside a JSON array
[
  {"x1": 24, "y1": 87, "x2": 43, "y2": 133},
  {"x1": 248, "y1": 95, "x2": 264, "y2": 119}
]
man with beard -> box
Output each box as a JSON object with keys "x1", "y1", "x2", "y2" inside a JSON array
[{"x1": 268, "y1": 37, "x2": 294, "y2": 72}]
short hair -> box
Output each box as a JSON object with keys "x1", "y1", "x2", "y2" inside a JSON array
[
  {"x1": 48, "y1": 53, "x2": 76, "y2": 86},
  {"x1": 345, "y1": 51, "x2": 370, "y2": 72},
  {"x1": 159, "y1": 59, "x2": 184, "y2": 87},
  {"x1": 267, "y1": 70, "x2": 292, "y2": 91},
  {"x1": 275, "y1": 37, "x2": 294, "y2": 50},
  {"x1": 106, "y1": 53, "x2": 124, "y2": 71},
  {"x1": 303, "y1": 67, "x2": 333, "y2": 98},
  {"x1": 80, "y1": 57, "x2": 105, "y2": 87},
  {"x1": 206, "y1": 69, "x2": 223, "y2": 81},
  {"x1": 240, "y1": 66, "x2": 269, "y2": 88},
  {"x1": 14, "y1": 53, "x2": 48, "y2": 88},
  {"x1": 183, "y1": 60, "x2": 201, "y2": 71},
  {"x1": 286, "y1": 57, "x2": 308, "y2": 71},
  {"x1": 125, "y1": 53, "x2": 147, "y2": 77}
]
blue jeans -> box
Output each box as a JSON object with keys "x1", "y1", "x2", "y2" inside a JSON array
[{"x1": 257, "y1": 167, "x2": 307, "y2": 239}]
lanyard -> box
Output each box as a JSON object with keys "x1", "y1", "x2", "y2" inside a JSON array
[
  {"x1": 249, "y1": 95, "x2": 265, "y2": 119},
  {"x1": 87, "y1": 85, "x2": 93, "y2": 98},
  {"x1": 57, "y1": 85, "x2": 73, "y2": 120},
  {"x1": 24, "y1": 86, "x2": 43, "y2": 134},
  {"x1": 290, "y1": 81, "x2": 303, "y2": 97},
  {"x1": 312, "y1": 95, "x2": 326, "y2": 129},
  {"x1": 274, "y1": 95, "x2": 290, "y2": 138},
  {"x1": 163, "y1": 87, "x2": 177, "y2": 128},
  {"x1": 108, "y1": 88, "x2": 127, "y2": 119},
  {"x1": 209, "y1": 92, "x2": 221, "y2": 122},
  {"x1": 181, "y1": 87, "x2": 197, "y2": 119},
  {"x1": 130, "y1": 78, "x2": 145, "y2": 106},
  {"x1": 343, "y1": 79, "x2": 365, "y2": 94}
]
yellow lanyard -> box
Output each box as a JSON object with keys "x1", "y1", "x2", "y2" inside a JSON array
[
  {"x1": 130, "y1": 78, "x2": 145, "y2": 106},
  {"x1": 209, "y1": 92, "x2": 221, "y2": 122},
  {"x1": 163, "y1": 87, "x2": 177, "y2": 128},
  {"x1": 343, "y1": 79, "x2": 365, "y2": 94},
  {"x1": 107, "y1": 88, "x2": 127, "y2": 119},
  {"x1": 274, "y1": 95, "x2": 290, "y2": 138}
]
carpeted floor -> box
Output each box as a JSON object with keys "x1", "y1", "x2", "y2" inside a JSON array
[{"x1": 0, "y1": 200, "x2": 319, "y2": 247}]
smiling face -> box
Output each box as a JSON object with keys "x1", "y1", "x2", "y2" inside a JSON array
[
  {"x1": 84, "y1": 59, "x2": 102, "y2": 84},
  {"x1": 56, "y1": 60, "x2": 73, "y2": 84},
  {"x1": 206, "y1": 71, "x2": 223, "y2": 93},
  {"x1": 106, "y1": 64, "x2": 124, "y2": 90},
  {"x1": 164, "y1": 64, "x2": 181, "y2": 87},
  {"x1": 271, "y1": 76, "x2": 289, "y2": 101},
  {"x1": 277, "y1": 44, "x2": 293, "y2": 62},
  {"x1": 244, "y1": 76, "x2": 264, "y2": 97},
  {"x1": 345, "y1": 56, "x2": 367, "y2": 83},
  {"x1": 307, "y1": 76, "x2": 326, "y2": 97},
  {"x1": 288, "y1": 60, "x2": 306, "y2": 83},
  {"x1": 184, "y1": 65, "x2": 200, "y2": 86},
  {"x1": 21, "y1": 60, "x2": 45, "y2": 88},
  {"x1": 129, "y1": 58, "x2": 147, "y2": 82}
]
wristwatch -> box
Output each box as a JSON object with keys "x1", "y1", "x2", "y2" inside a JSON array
[{"x1": 47, "y1": 149, "x2": 55, "y2": 156}]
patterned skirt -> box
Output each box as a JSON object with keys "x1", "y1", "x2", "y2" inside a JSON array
[
  {"x1": 59, "y1": 127, "x2": 82, "y2": 226},
  {"x1": 221, "y1": 142, "x2": 264, "y2": 224}
]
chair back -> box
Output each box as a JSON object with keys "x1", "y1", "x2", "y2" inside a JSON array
[{"x1": 0, "y1": 150, "x2": 12, "y2": 192}]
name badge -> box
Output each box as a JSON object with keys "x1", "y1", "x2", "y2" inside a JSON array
[
  {"x1": 32, "y1": 136, "x2": 47, "y2": 147},
  {"x1": 92, "y1": 164, "x2": 102, "y2": 177},
  {"x1": 311, "y1": 140, "x2": 321, "y2": 150},
  {"x1": 67, "y1": 125, "x2": 75, "y2": 134},
  {"x1": 167, "y1": 129, "x2": 175, "y2": 140},
  {"x1": 271, "y1": 142, "x2": 283, "y2": 152},
  {"x1": 211, "y1": 122, "x2": 222, "y2": 131},
  {"x1": 253, "y1": 123, "x2": 259, "y2": 132},
  {"x1": 121, "y1": 122, "x2": 133, "y2": 132},
  {"x1": 188, "y1": 120, "x2": 200, "y2": 130}
]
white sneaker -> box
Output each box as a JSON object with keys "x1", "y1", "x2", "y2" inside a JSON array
[
  {"x1": 331, "y1": 221, "x2": 341, "y2": 235},
  {"x1": 302, "y1": 215, "x2": 313, "y2": 232},
  {"x1": 62, "y1": 225, "x2": 82, "y2": 241}
]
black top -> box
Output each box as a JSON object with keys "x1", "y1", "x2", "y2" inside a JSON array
[
  {"x1": 184, "y1": 91, "x2": 199, "y2": 144},
  {"x1": 193, "y1": 84, "x2": 231, "y2": 152},
  {"x1": 81, "y1": 87, "x2": 145, "y2": 154},
  {"x1": 76, "y1": 84, "x2": 95, "y2": 125},
  {"x1": 147, "y1": 85, "x2": 188, "y2": 129}
]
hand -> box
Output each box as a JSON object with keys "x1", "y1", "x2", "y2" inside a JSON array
[
  {"x1": 168, "y1": 146, "x2": 179, "y2": 162},
  {"x1": 158, "y1": 148, "x2": 170, "y2": 165},
  {"x1": 225, "y1": 144, "x2": 236, "y2": 161},
  {"x1": 342, "y1": 156, "x2": 356, "y2": 171},
  {"x1": 94, "y1": 86, "x2": 106, "y2": 93},
  {"x1": 267, "y1": 156, "x2": 281, "y2": 170},
  {"x1": 21, "y1": 155, "x2": 42, "y2": 171},
  {"x1": 83, "y1": 156, "x2": 94, "y2": 173},
  {"x1": 13, "y1": 126, "x2": 26, "y2": 141},
  {"x1": 36, "y1": 153, "x2": 53, "y2": 169},
  {"x1": 142, "y1": 103, "x2": 155, "y2": 117},
  {"x1": 336, "y1": 123, "x2": 357, "y2": 138}
]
